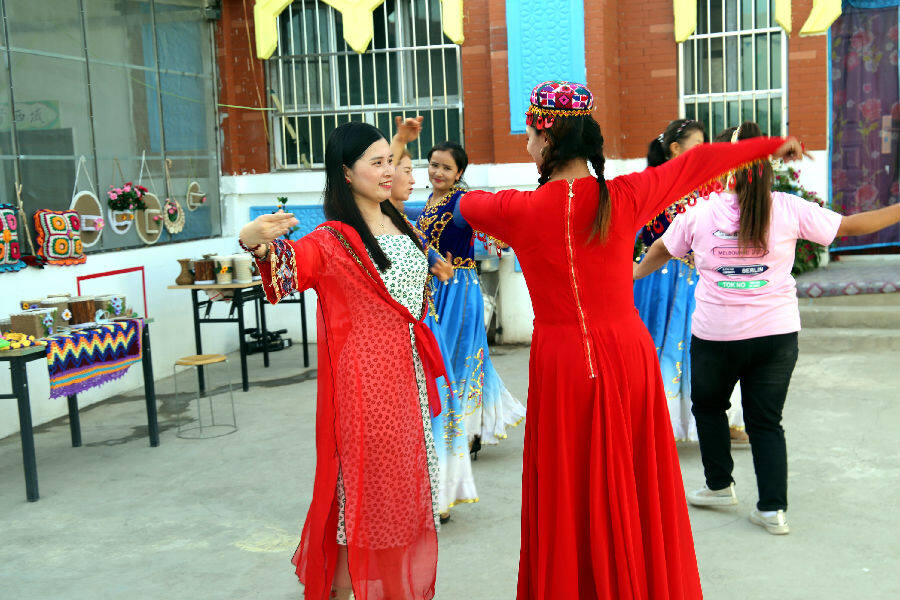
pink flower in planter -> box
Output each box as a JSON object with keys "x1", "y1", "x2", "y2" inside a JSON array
[
  {"x1": 109, "y1": 192, "x2": 118, "y2": 200},
  {"x1": 95, "y1": 217, "x2": 105, "y2": 229},
  {"x1": 200, "y1": 196, "x2": 207, "y2": 203},
  {"x1": 858, "y1": 98, "x2": 882, "y2": 122}
]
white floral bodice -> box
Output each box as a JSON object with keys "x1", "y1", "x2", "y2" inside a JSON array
[{"x1": 374, "y1": 234, "x2": 428, "y2": 317}]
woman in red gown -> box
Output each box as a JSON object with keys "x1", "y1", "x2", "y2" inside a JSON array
[
  {"x1": 459, "y1": 81, "x2": 807, "y2": 599},
  {"x1": 239, "y1": 122, "x2": 453, "y2": 600}
]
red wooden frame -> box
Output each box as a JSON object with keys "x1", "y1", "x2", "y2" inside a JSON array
[{"x1": 76, "y1": 266, "x2": 148, "y2": 318}]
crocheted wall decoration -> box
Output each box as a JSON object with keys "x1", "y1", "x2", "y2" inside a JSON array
[
  {"x1": 34, "y1": 209, "x2": 86, "y2": 266},
  {"x1": 0, "y1": 203, "x2": 26, "y2": 273}
]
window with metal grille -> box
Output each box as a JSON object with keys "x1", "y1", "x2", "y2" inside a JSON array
[
  {"x1": 268, "y1": 0, "x2": 463, "y2": 169},
  {"x1": 679, "y1": 0, "x2": 788, "y2": 139}
]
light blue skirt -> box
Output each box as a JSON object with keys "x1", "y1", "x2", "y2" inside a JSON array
[
  {"x1": 431, "y1": 268, "x2": 525, "y2": 447},
  {"x1": 634, "y1": 259, "x2": 743, "y2": 440}
]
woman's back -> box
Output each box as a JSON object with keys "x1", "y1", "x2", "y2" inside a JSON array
[
  {"x1": 502, "y1": 177, "x2": 641, "y2": 327},
  {"x1": 662, "y1": 190, "x2": 842, "y2": 341}
]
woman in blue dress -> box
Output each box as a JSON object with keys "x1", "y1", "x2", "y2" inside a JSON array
[
  {"x1": 634, "y1": 120, "x2": 748, "y2": 444},
  {"x1": 390, "y1": 116, "x2": 479, "y2": 521},
  {"x1": 395, "y1": 127, "x2": 525, "y2": 466}
]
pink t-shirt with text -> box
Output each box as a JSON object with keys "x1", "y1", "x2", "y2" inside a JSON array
[{"x1": 661, "y1": 191, "x2": 842, "y2": 341}]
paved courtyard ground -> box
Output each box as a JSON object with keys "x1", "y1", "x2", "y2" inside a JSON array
[{"x1": 1, "y1": 333, "x2": 898, "y2": 599}]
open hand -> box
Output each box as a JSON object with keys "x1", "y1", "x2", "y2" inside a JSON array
[
  {"x1": 240, "y1": 212, "x2": 299, "y2": 247},
  {"x1": 430, "y1": 251, "x2": 454, "y2": 282},
  {"x1": 394, "y1": 115, "x2": 424, "y2": 144},
  {"x1": 772, "y1": 137, "x2": 812, "y2": 163}
]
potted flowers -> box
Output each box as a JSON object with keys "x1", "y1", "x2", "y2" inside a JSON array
[
  {"x1": 107, "y1": 182, "x2": 148, "y2": 234},
  {"x1": 162, "y1": 198, "x2": 185, "y2": 234}
]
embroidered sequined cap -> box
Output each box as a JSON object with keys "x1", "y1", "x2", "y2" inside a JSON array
[{"x1": 525, "y1": 80, "x2": 594, "y2": 130}]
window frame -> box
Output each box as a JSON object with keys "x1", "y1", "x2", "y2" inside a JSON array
[
  {"x1": 267, "y1": 0, "x2": 464, "y2": 170},
  {"x1": 677, "y1": 0, "x2": 789, "y2": 139}
]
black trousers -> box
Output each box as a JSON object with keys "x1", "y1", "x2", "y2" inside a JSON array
[{"x1": 690, "y1": 332, "x2": 799, "y2": 512}]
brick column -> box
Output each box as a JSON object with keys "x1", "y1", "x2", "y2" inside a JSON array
[{"x1": 216, "y1": 0, "x2": 270, "y2": 174}]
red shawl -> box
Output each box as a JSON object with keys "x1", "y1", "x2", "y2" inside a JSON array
[{"x1": 254, "y1": 221, "x2": 445, "y2": 600}]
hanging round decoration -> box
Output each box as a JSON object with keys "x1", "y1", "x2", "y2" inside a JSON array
[
  {"x1": 69, "y1": 157, "x2": 104, "y2": 247},
  {"x1": 186, "y1": 181, "x2": 207, "y2": 211},
  {"x1": 135, "y1": 192, "x2": 164, "y2": 245},
  {"x1": 162, "y1": 198, "x2": 186, "y2": 234},
  {"x1": 70, "y1": 191, "x2": 104, "y2": 248},
  {"x1": 106, "y1": 205, "x2": 135, "y2": 235}
]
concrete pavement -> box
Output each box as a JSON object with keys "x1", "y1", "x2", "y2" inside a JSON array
[{"x1": 1, "y1": 332, "x2": 897, "y2": 599}]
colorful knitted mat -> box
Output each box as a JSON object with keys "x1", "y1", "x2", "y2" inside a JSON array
[{"x1": 46, "y1": 319, "x2": 142, "y2": 399}]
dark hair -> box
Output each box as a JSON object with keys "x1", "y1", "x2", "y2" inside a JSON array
[
  {"x1": 323, "y1": 122, "x2": 424, "y2": 271},
  {"x1": 427, "y1": 141, "x2": 468, "y2": 187},
  {"x1": 714, "y1": 126, "x2": 738, "y2": 143},
  {"x1": 732, "y1": 121, "x2": 773, "y2": 252},
  {"x1": 533, "y1": 115, "x2": 611, "y2": 241},
  {"x1": 647, "y1": 119, "x2": 708, "y2": 167}
]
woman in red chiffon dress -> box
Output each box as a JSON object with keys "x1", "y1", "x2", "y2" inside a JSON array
[
  {"x1": 239, "y1": 122, "x2": 453, "y2": 600},
  {"x1": 459, "y1": 81, "x2": 807, "y2": 599}
]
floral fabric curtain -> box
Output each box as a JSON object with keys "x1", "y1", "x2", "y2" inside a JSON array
[{"x1": 830, "y1": 4, "x2": 900, "y2": 250}]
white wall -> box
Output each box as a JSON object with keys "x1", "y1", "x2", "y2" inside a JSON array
[{"x1": 0, "y1": 236, "x2": 276, "y2": 440}]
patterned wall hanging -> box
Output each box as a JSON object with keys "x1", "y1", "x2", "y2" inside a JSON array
[
  {"x1": 33, "y1": 209, "x2": 86, "y2": 266},
  {"x1": 69, "y1": 156, "x2": 104, "y2": 248},
  {"x1": 0, "y1": 203, "x2": 26, "y2": 273}
]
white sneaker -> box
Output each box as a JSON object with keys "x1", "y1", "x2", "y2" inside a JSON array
[
  {"x1": 686, "y1": 483, "x2": 738, "y2": 507},
  {"x1": 750, "y1": 509, "x2": 790, "y2": 535}
]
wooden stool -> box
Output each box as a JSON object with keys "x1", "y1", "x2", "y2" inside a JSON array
[{"x1": 174, "y1": 354, "x2": 237, "y2": 439}]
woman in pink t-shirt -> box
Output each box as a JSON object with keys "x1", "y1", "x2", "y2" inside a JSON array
[{"x1": 634, "y1": 121, "x2": 900, "y2": 535}]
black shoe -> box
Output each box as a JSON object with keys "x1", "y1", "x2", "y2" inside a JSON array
[{"x1": 469, "y1": 436, "x2": 482, "y2": 461}]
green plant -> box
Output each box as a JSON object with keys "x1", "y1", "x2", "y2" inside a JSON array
[
  {"x1": 107, "y1": 183, "x2": 148, "y2": 211},
  {"x1": 273, "y1": 196, "x2": 299, "y2": 239},
  {"x1": 772, "y1": 165, "x2": 827, "y2": 276}
]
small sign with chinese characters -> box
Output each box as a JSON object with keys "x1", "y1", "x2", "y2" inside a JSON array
[{"x1": 0, "y1": 101, "x2": 60, "y2": 131}]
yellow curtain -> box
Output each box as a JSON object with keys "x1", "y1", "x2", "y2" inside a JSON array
[
  {"x1": 674, "y1": 0, "x2": 793, "y2": 42},
  {"x1": 774, "y1": 0, "x2": 792, "y2": 34},
  {"x1": 441, "y1": 0, "x2": 465, "y2": 45},
  {"x1": 673, "y1": 0, "x2": 697, "y2": 43},
  {"x1": 256, "y1": 0, "x2": 464, "y2": 57},
  {"x1": 254, "y1": 0, "x2": 292, "y2": 60},
  {"x1": 800, "y1": 0, "x2": 842, "y2": 36},
  {"x1": 321, "y1": 0, "x2": 386, "y2": 53}
]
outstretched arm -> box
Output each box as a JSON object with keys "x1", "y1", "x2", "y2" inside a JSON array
[
  {"x1": 836, "y1": 203, "x2": 900, "y2": 237},
  {"x1": 391, "y1": 115, "x2": 424, "y2": 165},
  {"x1": 633, "y1": 238, "x2": 673, "y2": 280},
  {"x1": 239, "y1": 213, "x2": 326, "y2": 303},
  {"x1": 459, "y1": 188, "x2": 533, "y2": 248},
  {"x1": 620, "y1": 137, "x2": 808, "y2": 228}
]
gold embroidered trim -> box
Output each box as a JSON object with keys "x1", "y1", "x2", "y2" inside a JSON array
[
  {"x1": 451, "y1": 257, "x2": 476, "y2": 270},
  {"x1": 527, "y1": 105, "x2": 592, "y2": 118}
]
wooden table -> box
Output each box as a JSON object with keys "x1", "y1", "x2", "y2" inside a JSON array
[
  {"x1": 0, "y1": 320, "x2": 159, "y2": 502},
  {"x1": 167, "y1": 281, "x2": 309, "y2": 393}
]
